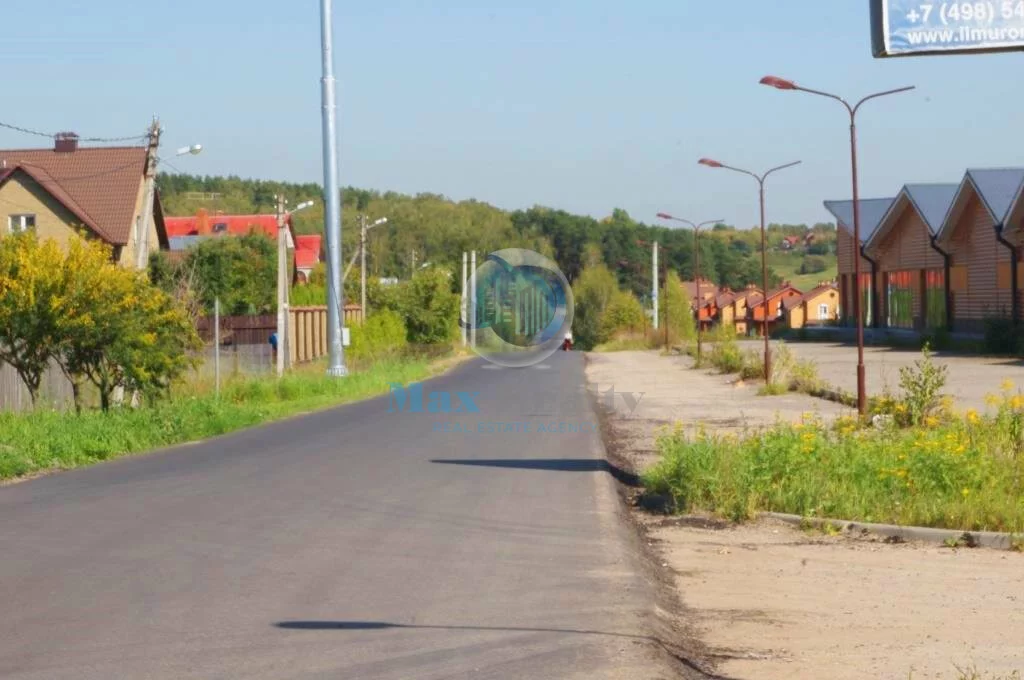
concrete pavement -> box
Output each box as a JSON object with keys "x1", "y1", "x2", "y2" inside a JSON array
[{"x1": 0, "y1": 355, "x2": 674, "y2": 679}]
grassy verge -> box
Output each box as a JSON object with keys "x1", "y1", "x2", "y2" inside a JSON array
[
  {"x1": 643, "y1": 395, "x2": 1024, "y2": 532},
  {"x1": 0, "y1": 355, "x2": 458, "y2": 481}
]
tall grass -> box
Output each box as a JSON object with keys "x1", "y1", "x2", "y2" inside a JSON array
[
  {"x1": 0, "y1": 357, "x2": 441, "y2": 480},
  {"x1": 644, "y1": 396, "x2": 1024, "y2": 532}
]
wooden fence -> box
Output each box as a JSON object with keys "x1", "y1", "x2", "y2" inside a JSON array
[{"x1": 0, "y1": 360, "x2": 74, "y2": 413}]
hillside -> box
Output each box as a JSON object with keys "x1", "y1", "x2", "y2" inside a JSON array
[{"x1": 158, "y1": 173, "x2": 837, "y2": 296}]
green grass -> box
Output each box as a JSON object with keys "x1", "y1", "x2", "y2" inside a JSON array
[
  {"x1": 765, "y1": 251, "x2": 837, "y2": 291},
  {"x1": 0, "y1": 356, "x2": 453, "y2": 481},
  {"x1": 643, "y1": 402, "x2": 1024, "y2": 532}
]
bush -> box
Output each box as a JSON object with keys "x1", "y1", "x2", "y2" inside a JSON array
[
  {"x1": 573, "y1": 264, "x2": 619, "y2": 350},
  {"x1": 349, "y1": 310, "x2": 408, "y2": 361},
  {"x1": 898, "y1": 344, "x2": 948, "y2": 427},
  {"x1": 799, "y1": 255, "x2": 828, "y2": 275},
  {"x1": 984, "y1": 317, "x2": 1024, "y2": 355}
]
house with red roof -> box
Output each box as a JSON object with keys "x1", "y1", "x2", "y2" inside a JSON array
[
  {"x1": 165, "y1": 209, "x2": 323, "y2": 283},
  {"x1": 0, "y1": 134, "x2": 167, "y2": 268}
]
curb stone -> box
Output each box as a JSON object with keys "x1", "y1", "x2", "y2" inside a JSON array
[{"x1": 764, "y1": 512, "x2": 1022, "y2": 551}]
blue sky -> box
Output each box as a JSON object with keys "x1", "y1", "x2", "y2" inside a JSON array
[{"x1": 1, "y1": 1, "x2": 1021, "y2": 228}]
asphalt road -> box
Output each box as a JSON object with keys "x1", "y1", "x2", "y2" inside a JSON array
[{"x1": 0, "y1": 354, "x2": 672, "y2": 679}]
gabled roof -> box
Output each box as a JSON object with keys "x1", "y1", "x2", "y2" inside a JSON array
[
  {"x1": 0, "y1": 146, "x2": 148, "y2": 245},
  {"x1": 967, "y1": 168, "x2": 1024, "y2": 224},
  {"x1": 0, "y1": 164, "x2": 107, "y2": 239},
  {"x1": 165, "y1": 213, "x2": 286, "y2": 239},
  {"x1": 715, "y1": 290, "x2": 736, "y2": 307},
  {"x1": 823, "y1": 198, "x2": 897, "y2": 244},
  {"x1": 801, "y1": 282, "x2": 838, "y2": 301},
  {"x1": 781, "y1": 296, "x2": 803, "y2": 311},
  {"x1": 865, "y1": 183, "x2": 959, "y2": 252},
  {"x1": 731, "y1": 288, "x2": 762, "y2": 304},
  {"x1": 936, "y1": 168, "x2": 1024, "y2": 246}
]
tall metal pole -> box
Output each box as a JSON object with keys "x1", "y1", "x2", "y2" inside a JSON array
[
  {"x1": 276, "y1": 195, "x2": 288, "y2": 378},
  {"x1": 849, "y1": 114, "x2": 867, "y2": 416},
  {"x1": 214, "y1": 297, "x2": 221, "y2": 397},
  {"x1": 663, "y1": 246, "x2": 669, "y2": 348},
  {"x1": 652, "y1": 242, "x2": 659, "y2": 331},
  {"x1": 694, "y1": 227, "x2": 702, "y2": 365},
  {"x1": 759, "y1": 181, "x2": 771, "y2": 383},
  {"x1": 360, "y1": 214, "x2": 367, "y2": 324},
  {"x1": 461, "y1": 252, "x2": 468, "y2": 347},
  {"x1": 320, "y1": 0, "x2": 347, "y2": 377}
]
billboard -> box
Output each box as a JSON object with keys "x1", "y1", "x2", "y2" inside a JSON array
[{"x1": 872, "y1": 0, "x2": 1024, "y2": 56}]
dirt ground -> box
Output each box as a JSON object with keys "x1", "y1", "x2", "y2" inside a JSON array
[
  {"x1": 768, "y1": 341, "x2": 1024, "y2": 414},
  {"x1": 587, "y1": 351, "x2": 1024, "y2": 680}
]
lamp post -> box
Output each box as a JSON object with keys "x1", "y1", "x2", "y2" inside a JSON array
[
  {"x1": 359, "y1": 216, "x2": 388, "y2": 323},
  {"x1": 656, "y1": 214, "x2": 722, "y2": 366},
  {"x1": 320, "y1": 0, "x2": 346, "y2": 377},
  {"x1": 760, "y1": 76, "x2": 915, "y2": 415},
  {"x1": 136, "y1": 133, "x2": 202, "y2": 270},
  {"x1": 698, "y1": 158, "x2": 801, "y2": 383}
]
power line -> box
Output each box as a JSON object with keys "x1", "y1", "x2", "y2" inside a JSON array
[{"x1": 0, "y1": 120, "x2": 147, "y2": 144}]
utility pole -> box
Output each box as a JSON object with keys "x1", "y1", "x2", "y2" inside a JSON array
[
  {"x1": 276, "y1": 195, "x2": 289, "y2": 378},
  {"x1": 320, "y1": 0, "x2": 346, "y2": 377},
  {"x1": 136, "y1": 118, "x2": 161, "y2": 271},
  {"x1": 470, "y1": 251, "x2": 477, "y2": 348},
  {"x1": 663, "y1": 246, "x2": 669, "y2": 348},
  {"x1": 360, "y1": 214, "x2": 367, "y2": 324},
  {"x1": 411, "y1": 249, "x2": 417, "y2": 278},
  {"x1": 461, "y1": 252, "x2": 468, "y2": 346},
  {"x1": 652, "y1": 241, "x2": 659, "y2": 331}
]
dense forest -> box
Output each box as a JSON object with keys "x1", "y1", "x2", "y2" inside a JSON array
[{"x1": 158, "y1": 173, "x2": 838, "y2": 297}]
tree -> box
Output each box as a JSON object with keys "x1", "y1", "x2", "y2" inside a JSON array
[
  {"x1": 572, "y1": 264, "x2": 618, "y2": 350},
  {"x1": 58, "y1": 240, "x2": 200, "y2": 411},
  {"x1": 0, "y1": 234, "x2": 66, "y2": 404},
  {"x1": 400, "y1": 268, "x2": 459, "y2": 345},
  {"x1": 659, "y1": 270, "x2": 696, "y2": 345},
  {"x1": 601, "y1": 290, "x2": 645, "y2": 339}
]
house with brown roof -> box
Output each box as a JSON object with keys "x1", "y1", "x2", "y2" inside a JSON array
[
  {"x1": 749, "y1": 283, "x2": 803, "y2": 335},
  {"x1": 786, "y1": 282, "x2": 840, "y2": 330},
  {"x1": 724, "y1": 285, "x2": 761, "y2": 335},
  {"x1": 0, "y1": 134, "x2": 166, "y2": 268}
]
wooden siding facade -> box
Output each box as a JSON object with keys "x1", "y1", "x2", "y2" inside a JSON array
[
  {"x1": 870, "y1": 203, "x2": 946, "y2": 330},
  {"x1": 945, "y1": 192, "x2": 1014, "y2": 333},
  {"x1": 836, "y1": 229, "x2": 876, "y2": 327}
]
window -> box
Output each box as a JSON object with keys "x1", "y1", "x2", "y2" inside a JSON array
[
  {"x1": 886, "y1": 271, "x2": 915, "y2": 330},
  {"x1": 818, "y1": 303, "x2": 830, "y2": 320},
  {"x1": 925, "y1": 269, "x2": 946, "y2": 329},
  {"x1": 7, "y1": 214, "x2": 35, "y2": 232}
]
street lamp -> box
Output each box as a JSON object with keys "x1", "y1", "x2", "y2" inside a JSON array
[
  {"x1": 174, "y1": 144, "x2": 203, "y2": 157},
  {"x1": 760, "y1": 75, "x2": 915, "y2": 416},
  {"x1": 656, "y1": 213, "x2": 722, "y2": 366},
  {"x1": 698, "y1": 157, "x2": 801, "y2": 383}
]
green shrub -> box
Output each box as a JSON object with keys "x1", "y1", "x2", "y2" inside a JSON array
[
  {"x1": 898, "y1": 343, "x2": 948, "y2": 426},
  {"x1": 601, "y1": 290, "x2": 646, "y2": 338},
  {"x1": 984, "y1": 317, "x2": 1023, "y2": 355},
  {"x1": 401, "y1": 268, "x2": 459, "y2": 346},
  {"x1": 349, "y1": 310, "x2": 408, "y2": 361}
]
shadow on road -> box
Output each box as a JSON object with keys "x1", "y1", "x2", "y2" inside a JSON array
[{"x1": 429, "y1": 458, "x2": 641, "y2": 487}]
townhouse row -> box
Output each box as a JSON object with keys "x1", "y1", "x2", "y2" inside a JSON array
[{"x1": 826, "y1": 168, "x2": 1024, "y2": 334}]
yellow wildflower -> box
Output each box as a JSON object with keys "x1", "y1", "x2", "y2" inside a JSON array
[
  {"x1": 961, "y1": 488, "x2": 971, "y2": 497},
  {"x1": 1012, "y1": 395, "x2": 1024, "y2": 411},
  {"x1": 924, "y1": 416, "x2": 940, "y2": 427},
  {"x1": 985, "y1": 394, "x2": 1000, "y2": 407},
  {"x1": 895, "y1": 403, "x2": 908, "y2": 414},
  {"x1": 1002, "y1": 379, "x2": 1015, "y2": 392},
  {"x1": 966, "y1": 409, "x2": 980, "y2": 425}
]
